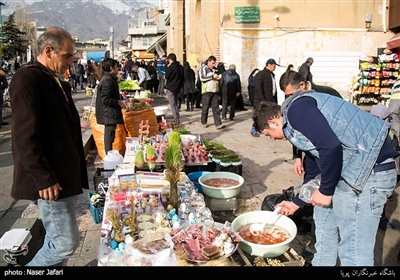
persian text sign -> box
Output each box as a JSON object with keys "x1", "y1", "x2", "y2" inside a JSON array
[{"x1": 235, "y1": 6, "x2": 260, "y2": 23}]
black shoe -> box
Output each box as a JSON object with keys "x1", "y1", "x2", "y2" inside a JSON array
[
  {"x1": 251, "y1": 131, "x2": 260, "y2": 137},
  {"x1": 240, "y1": 108, "x2": 248, "y2": 111},
  {"x1": 185, "y1": 108, "x2": 190, "y2": 111},
  {"x1": 222, "y1": 117, "x2": 227, "y2": 121},
  {"x1": 196, "y1": 106, "x2": 202, "y2": 109},
  {"x1": 190, "y1": 107, "x2": 194, "y2": 111},
  {"x1": 229, "y1": 118, "x2": 234, "y2": 121}
]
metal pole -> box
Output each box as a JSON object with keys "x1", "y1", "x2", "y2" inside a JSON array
[{"x1": 109, "y1": 26, "x2": 114, "y2": 59}]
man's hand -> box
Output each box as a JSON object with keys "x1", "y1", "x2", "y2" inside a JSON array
[
  {"x1": 293, "y1": 158, "x2": 304, "y2": 178},
  {"x1": 39, "y1": 183, "x2": 62, "y2": 201},
  {"x1": 118, "y1": 100, "x2": 127, "y2": 109},
  {"x1": 310, "y1": 190, "x2": 332, "y2": 207},
  {"x1": 276, "y1": 201, "x2": 300, "y2": 216}
]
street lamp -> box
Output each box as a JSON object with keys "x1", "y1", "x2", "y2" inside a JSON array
[{"x1": 0, "y1": 2, "x2": 5, "y2": 62}]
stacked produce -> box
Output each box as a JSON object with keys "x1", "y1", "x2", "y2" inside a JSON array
[{"x1": 119, "y1": 80, "x2": 141, "y2": 91}]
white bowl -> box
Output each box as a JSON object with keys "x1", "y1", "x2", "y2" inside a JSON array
[
  {"x1": 231, "y1": 210, "x2": 297, "y2": 258},
  {"x1": 198, "y1": 171, "x2": 244, "y2": 199},
  {"x1": 153, "y1": 106, "x2": 168, "y2": 116}
]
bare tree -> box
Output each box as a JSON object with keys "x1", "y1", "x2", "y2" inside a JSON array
[{"x1": 14, "y1": 7, "x2": 37, "y2": 62}]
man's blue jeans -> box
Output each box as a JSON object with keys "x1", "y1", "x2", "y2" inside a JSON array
[
  {"x1": 312, "y1": 159, "x2": 396, "y2": 266},
  {"x1": 26, "y1": 196, "x2": 79, "y2": 266}
]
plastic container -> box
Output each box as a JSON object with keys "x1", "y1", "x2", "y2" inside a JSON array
[
  {"x1": 298, "y1": 174, "x2": 321, "y2": 203},
  {"x1": 187, "y1": 171, "x2": 211, "y2": 194},
  {"x1": 103, "y1": 150, "x2": 123, "y2": 170}
]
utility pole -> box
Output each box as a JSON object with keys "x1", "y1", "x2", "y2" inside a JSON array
[
  {"x1": 109, "y1": 26, "x2": 114, "y2": 59},
  {"x1": 0, "y1": 2, "x2": 5, "y2": 62}
]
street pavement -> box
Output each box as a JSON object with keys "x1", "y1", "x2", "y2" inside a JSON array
[{"x1": 1, "y1": 89, "x2": 399, "y2": 267}]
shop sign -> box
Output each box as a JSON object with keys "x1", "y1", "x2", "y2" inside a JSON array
[{"x1": 235, "y1": 6, "x2": 260, "y2": 23}]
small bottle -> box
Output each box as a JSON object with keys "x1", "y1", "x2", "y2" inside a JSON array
[{"x1": 298, "y1": 174, "x2": 321, "y2": 203}]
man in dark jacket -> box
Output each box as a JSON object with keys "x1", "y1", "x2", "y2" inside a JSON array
[
  {"x1": 251, "y1": 58, "x2": 279, "y2": 136},
  {"x1": 9, "y1": 27, "x2": 89, "y2": 266},
  {"x1": 298, "y1": 57, "x2": 314, "y2": 84},
  {"x1": 95, "y1": 58, "x2": 127, "y2": 155},
  {"x1": 221, "y1": 64, "x2": 241, "y2": 121},
  {"x1": 254, "y1": 58, "x2": 279, "y2": 108},
  {"x1": 164, "y1": 53, "x2": 184, "y2": 124}
]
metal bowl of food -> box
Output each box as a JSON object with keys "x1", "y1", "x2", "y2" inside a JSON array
[
  {"x1": 198, "y1": 171, "x2": 244, "y2": 199},
  {"x1": 231, "y1": 210, "x2": 297, "y2": 258}
]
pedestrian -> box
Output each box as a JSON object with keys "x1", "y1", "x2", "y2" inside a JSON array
[
  {"x1": 95, "y1": 58, "x2": 128, "y2": 155},
  {"x1": 247, "y1": 68, "x2": 259, "y2": 108},
  {"x1": 221, "y1": 64, "x2": 241, "y2": 121},
  {"x1": 199, "y1": 55, "x2": 225, "y2": 130},
  {"x1": 0, "y1": 69, "x2": 8, "y2": 128},
  {"x1": 183, "y1": 61, "x2": 196, "y2": 111},
  {"x1": 87, "y1": 58, "x2": 97, "y2": 88},
  {"x1": 298, "y1": 57, "x2": 314, "y2": 84},
  {"x1": 194, "y1": 70, "x2": 202, "y2": 108},
  {"x1": 147, "y1": 60, "x2": 158, "y2": 94},
  {"x1": 68, "y1": 64, "x2": 77, "y2": 93},
  {"x1": 251, "y1": 58, "x2": 279, "y2": 137},
  {"x1": 156, "y1": 55, "x2": 167, "y2": 96},
  {"x1": 132, "y1": 64, "x2": 151, "y2": 90},
  {"x1": 75, "y1": 58, "x2": 85, "y2": 90},
  {"x1": 252, "y1": 70, "x2": 399, "y2": 266},
  {"x1": 8, "y1": 27, "x2": 89, "y2": 266},
  {"x1": 164, "y1": 53, "x2": 184, "y2": 124}
]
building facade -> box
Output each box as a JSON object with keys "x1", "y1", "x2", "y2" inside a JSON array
[{"x1": 168, "y1": 0, "x2": 399, "y2": 101}]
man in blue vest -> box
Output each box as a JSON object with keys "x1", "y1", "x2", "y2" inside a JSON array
[
  {"x1": 156, "y1": 55, "x2": 167, "y2": 96},
  {"x1": 252, "y1": 70, "x2": 398, "y2": 266}
]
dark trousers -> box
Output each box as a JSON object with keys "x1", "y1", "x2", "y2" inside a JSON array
[
  {"x1": 235, "y1": 94, "x2": 245, "y2": 110},
  {"x1": 201, "y1": 92, "x2": 222, "y2": 126},
  {"x1": 186, "y1": 92, "x2": 195, "y2": 109},
  {"x1": 194, "y1": 90, "x2": 202, "y2": 107},
  {"x1": 248, "y1": 85, "x2": 255, "y2": 107},
  {"x1": 222, "y1": 97, "x2": 236, "y2": 120},
  {"x1": 75, "y1": 74, "x2": 84, "y2": 88},
  {"x1": 104, "y1": 124, "x2": 117, "y2": 155}
]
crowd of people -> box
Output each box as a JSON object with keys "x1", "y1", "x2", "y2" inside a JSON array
[{"x1": 4, "y1": 25, "x2": 400, "y2": 267}]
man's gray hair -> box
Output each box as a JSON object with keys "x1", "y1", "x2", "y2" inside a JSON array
[
  {"x1": 37, "y1": 27, "x2": 73, "y2": 54},
  {"x1": 229, "y1": 64, "x2": 236, "y2": 70}
]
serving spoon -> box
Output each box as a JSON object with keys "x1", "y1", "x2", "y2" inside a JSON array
[{"x1": 249, "y1": 206, "x2": 282, "y2": 234}]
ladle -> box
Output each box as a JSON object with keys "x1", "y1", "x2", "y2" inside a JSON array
[{"x1": 249, "y1": 206, "x2": 282, "y2": 234}]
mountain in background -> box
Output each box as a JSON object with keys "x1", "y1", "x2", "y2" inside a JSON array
[{"x1": 3, "y1": 0, "x2": 158, "y2": 42}]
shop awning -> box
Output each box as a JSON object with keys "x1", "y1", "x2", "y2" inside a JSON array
[
  {"x1": 386, "y1": 33, "x2": 400, "y2": 49},
  {"x1": 147, "y1": 33, "x2": 167, "y2": 54}
]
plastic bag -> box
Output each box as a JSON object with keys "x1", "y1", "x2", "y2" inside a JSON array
[
  {"x1": 261, "y1": 186, "x2": 295, "y2": 211},
  {"x1": 298, "y1": 174, "x2": 321, "y2": 203}
]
